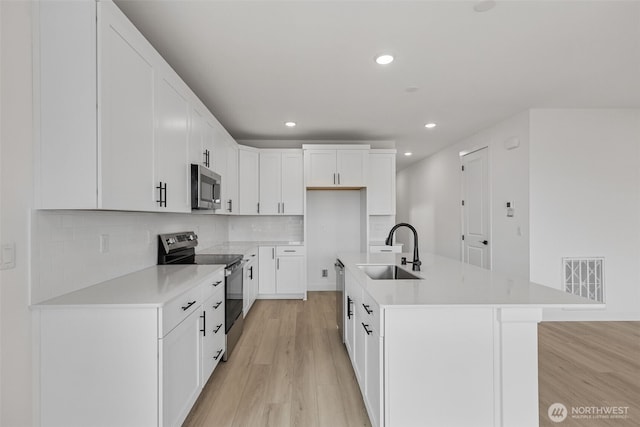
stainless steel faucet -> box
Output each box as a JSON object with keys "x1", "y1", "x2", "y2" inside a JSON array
[{"x1": 385, "y1": 223, "x2": 421, "y2": 271}]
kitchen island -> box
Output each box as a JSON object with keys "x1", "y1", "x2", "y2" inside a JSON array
[{"x1": 337, "y1": 252, "x2": 602, "y2": 427}]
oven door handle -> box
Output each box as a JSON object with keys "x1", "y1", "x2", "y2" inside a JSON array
[{"x1": 225, "y1": 259, "x2": 247, "y2": 276}]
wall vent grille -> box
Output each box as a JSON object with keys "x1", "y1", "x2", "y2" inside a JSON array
[{"x1": 562, "y1": 257, "x2": 604, "y2": 302}]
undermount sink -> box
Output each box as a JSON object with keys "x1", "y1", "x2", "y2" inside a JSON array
[{"x1": 358, "y1": 265, "x2": 423, "y2": 280}]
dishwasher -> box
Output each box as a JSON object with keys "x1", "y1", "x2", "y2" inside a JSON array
[{"x1": 335, "y1": 259, "x2": 345, "y2": 342}]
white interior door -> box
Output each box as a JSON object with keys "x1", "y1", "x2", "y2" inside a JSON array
[{"x1": 462, "y1": 147, "x2": 490, "y2": 269}]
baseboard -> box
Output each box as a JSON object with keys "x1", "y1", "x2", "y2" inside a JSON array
[
  {"x1": 307, "y1": 282, "x2": 337, "y2": 291},
  {"x1": 542, "y1": 308, "x2": 640, "y2": 322}
]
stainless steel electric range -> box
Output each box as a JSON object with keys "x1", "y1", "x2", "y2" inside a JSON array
[{"x1": 158, "y1": 231, "x2": 244, "y2": 361}]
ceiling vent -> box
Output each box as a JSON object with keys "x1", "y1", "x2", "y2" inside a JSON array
[{"x1": 562, "y1": 257, "x2": 604, "y2": 302}]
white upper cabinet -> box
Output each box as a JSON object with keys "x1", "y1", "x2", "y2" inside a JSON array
[
  {"x1": 98, "y1": 0, "x2": 156, "y2": 211},
  {"x1": 238, "y1": 146, "x2": 260, "y2": 215},
  {"x1": 34, "y1": 0, "x2": 230, "y2": 213},
  {"x1": 281, "y1": 151, "x2": 304, "y2": 214},
  {"x1": 259, "y1": 151, "x2": 282, "y2": 215},
  {"x1": 258, "y1": 150, "x2": 303, "y2": 215},
  {"x1": 368, "y1": 150, "x2": 397, "y2": 215},
  {"x1": 304, "y1": 146, "x2": 369, "y2": 188},
  {"x1": 153, "y1": 75, "x2": 190, "y2": 212},
  {"x1": 224, "y1": 139, "x2": 239, "y2": 214}
]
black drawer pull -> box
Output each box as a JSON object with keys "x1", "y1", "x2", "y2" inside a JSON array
[
  {"x1": 181, "y1": 301, "x2": 196, "y2": 311},
  {"x1": 362, "y1": 323, "x2": 373, "y2": 335},
  {"x1": 212, "y1": 280, "x2": 222, "y2": 287},
  {"x1": 362, "y1": 304, "x2": 373, "y2": 314},
  {"x1": 213, "y1": 301, "x2": 222, "y2": 309},
  {"x1": 347, "y1": 296, "x2": 353, "y2": 319},
  {"x1": 213, "y1": 324, "x2": 223, "y2": 334},
  {"x1": 213, "y1": 349, "x2": 223, "y2": 360}
]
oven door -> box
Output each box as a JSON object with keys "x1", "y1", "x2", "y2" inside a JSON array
[{"x1": 225, "y1": 262, "x2": 244, "y2": 333}]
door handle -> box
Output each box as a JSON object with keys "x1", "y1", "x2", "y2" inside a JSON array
[{"x1": 480, "y1": 240, "x2": 489, "y2": 245}]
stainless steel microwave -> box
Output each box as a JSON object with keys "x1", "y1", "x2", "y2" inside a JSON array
[{"x1": 191, "y1": 164, "x2": 221, "y2": 210}]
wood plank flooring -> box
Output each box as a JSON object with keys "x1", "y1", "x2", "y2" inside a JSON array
[
  {"x1": 182, "y1": 292, "x2": 371, "y2": 427},
  {"x1": 184, "y1": 294, "x2": 640, "y2": 427},
  {"x1": 538, "y1": 321, "x2": 640, "y2": 427}
]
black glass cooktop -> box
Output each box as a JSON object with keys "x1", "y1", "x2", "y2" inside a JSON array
[{"x1": 194, "y1": 253, "x2": 243, "y2": 266}]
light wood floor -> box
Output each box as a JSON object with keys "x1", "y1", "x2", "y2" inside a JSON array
[
  {"x1": 183, "y1": 292, "x2": 371, "y2": 427},
  {"x1": 184, "y1": 294, "x2": 640, "y2": 427},
  {"x1": 538, "y1": 321, "x2": 640, "y2": 427}
]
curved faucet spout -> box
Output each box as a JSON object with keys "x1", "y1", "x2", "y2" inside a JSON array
[{"x1": 385, "y1": 223, "x2": 421, "y2": 271}]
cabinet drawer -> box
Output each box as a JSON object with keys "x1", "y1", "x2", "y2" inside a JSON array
[
  {"x1": 208, "y1": 296, "x2": 225, "y2": 335},
  {"x1": 360, "y1": 291, "x2": 381, "y2": 335},
  {"x1": 201, "y1": 269, "x2": 225, "y2": 302},
  {"x1": 276, "y1": 245, "x2": 305, "y2": 256},
  {"x1": 161, "y1": 286, "x2": 202, "y2": 337},
  {"x1": 369, "y1": 245, "x2": 402, "y2": 253}
]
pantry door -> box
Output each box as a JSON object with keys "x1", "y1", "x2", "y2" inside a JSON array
[{"x1": 461, "y1": 147, "x2": 490, "y2": 269}]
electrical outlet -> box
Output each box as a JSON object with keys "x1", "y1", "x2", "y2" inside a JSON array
[
  {"x1": 0, "y1": 243, "x2": 16, "y2": 270},
  {"x1": 100, "y1": 234, "x2": 110, "y2": 253},
  {"x1": 322, "y1": 269, "x2": 328, "y2": 277}
]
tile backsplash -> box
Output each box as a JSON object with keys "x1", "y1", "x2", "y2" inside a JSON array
[
  {"x1": 31, "y1": 210, "x2": 229, "y2": 304},
  {"x1": 228, "y1": 215, "x2": 304, "y2": 242}
]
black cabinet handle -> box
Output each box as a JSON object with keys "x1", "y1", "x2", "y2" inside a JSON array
[
  {"x1": 156, "y1": 182, "x2": 167, "y2": 207},
  {"x1": 181, "y1": 300, "x2": 196, "y2": 311},
  {"x1": 213, "y1": 349, "x2": 223, "y2": 360},
  {"x1": 249, "y1": 266, "x2": 253, "y2": 280},
  {"x1": 227, "y1": 199, "x2": 233, "y2": 212},
  {"x1": 200, "y1": 311, "x2": 206, "y2": 336},
  {"x1": 213, "y1": 324, "x2": 223, "y2": 334},
  {"x1": 362, "y1": 304, "x2": 373, "y2": 315},
  {"x1": 212, "y1": 280, "x2": 222, "y2": 287},
  {"x1": 347, "y1": 296, "x2": 353, "y2": 319},
  {"x1": 481, "y1": 240, "x2": 489, "y2": 245},
  {"x1": 213, "y1": 301, "x2": 222, "y2": 309},
  {"x1": 362, "y1": 323, "x2": 372, "y2": 335}
]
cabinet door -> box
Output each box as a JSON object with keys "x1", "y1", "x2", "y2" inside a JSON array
[
  {"x1": 161, "y1": 309, "x2": 201, "y2": 427},
  {"x1": 368, "y1": 152, "x2": 396, "y2": 215},
  {"x1": 238, "y1": 148, "x2": 260, "y2": 214},
  {"x1": 365, "y1": 332, "x2": 383, "y2": 427},
  {"x1": 276, "y1": 256, "x2": 304, "y2": 294},
  {"x1": 99, "y1": 2, "x2": 155, "y2": 211},
  {"x1": 259, "y1": 151, "x2": 282, "y2": 215},
  {"x1": 258, "y1": 246, "x2": 276, "y2": 294},
  {"x1": 225, "y1": 140, "x2": 239, "y2": 214},
  {"x1": 344, "y1": 287, "x2": 356, "y2": 360},
  {"x1": 305, "y1": 150, "x2": 337, "y2": 187},
  {"x1": 354, "y1": 305, "x2": 366, "y2": 390},
  {"x1": 210, "y1": 121, "x2": 227, "y2": 212},
  {"x1": 281, "y1": 151, "x2": 304, "y2": 215},
  {"x1": 188, "y1": 108, "x2": 205, "y2": 167},
  {"x1": 337, "y1": 150, "x2": 367, "y2": 187},
  {"x1": 154, "y1": 75, "x2": 190, "y2": 213}
]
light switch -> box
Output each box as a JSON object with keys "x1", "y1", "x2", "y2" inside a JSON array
[
  {"x1": 100, "y1": 234, "x2": 110, "y2": 253},
  {"x1": 1, "y1": 243, "x2": 16, "y2": 270}
]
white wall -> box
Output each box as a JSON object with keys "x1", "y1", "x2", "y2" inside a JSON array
[
  {"x1": 306, "y1": 190, "x2": 364, "y2": 291},
  {"x1": 227, "y1": 215, "x2": 303, "y2": 242},
  {"x1": 31, "y1": 211, "x2": 229, "y2": 304},
  {"x1": 396, "y1": 111, "x2": 531, "y2": 280},
  {"x1": 1, "y1": 2, "x2": 34, "y2": 425},
  {"x1": 530, "y1": 109, "x2": 640, "y2": 320}
]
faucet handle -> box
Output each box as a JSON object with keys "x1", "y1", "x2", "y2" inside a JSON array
[{"x1": 401, "y1": 257, "x2": 407, "y2": 265}]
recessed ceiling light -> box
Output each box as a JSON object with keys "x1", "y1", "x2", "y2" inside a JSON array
[
  {"x1": 424, "y1": 123, "x2": 437, "y2": 129},
  {"x1": 474, "y1": 0, "x2": 496, "y2": 13},
  {"x1": 404, "y1": 152, "x2": 413, "y2": 157},
  {"x1": 375, "y1": 54, "x2": 394, "y2": 65},
  {"x1": 285, "y1": 121, "x2": 296, "y2": 127}
]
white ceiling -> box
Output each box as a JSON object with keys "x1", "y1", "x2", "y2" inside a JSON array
[{"x1": 115, "y1": 0, "x2": 640, "y2": 170}]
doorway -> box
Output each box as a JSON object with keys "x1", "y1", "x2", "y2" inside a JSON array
[{"x1": 461, "y1": 147, "x2": 490, "y2": 269}]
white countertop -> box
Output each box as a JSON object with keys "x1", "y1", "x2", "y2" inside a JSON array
[
  {"x1": 199, "y1": 241, "x2": 303, "y2": 256},
  {"x1": 32, "y1": 265, "x2": 225, "y2": 308},
  {"x1": 337, "y1": 252, "x2": 604, "y2": 309}
]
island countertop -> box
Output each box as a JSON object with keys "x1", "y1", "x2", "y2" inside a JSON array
[{"x1": 337, "y1": 252, "x2": 603, "y2": 309}]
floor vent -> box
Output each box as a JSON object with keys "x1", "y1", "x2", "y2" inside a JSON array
[{"x1": 562, "y1": 257, "x2": 604, "y2": 302}]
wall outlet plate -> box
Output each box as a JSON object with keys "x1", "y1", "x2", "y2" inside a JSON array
[
  {"x1": 322, "y1": 269, "x2": 328, "y2": 277},
  {"x1": 0, "y1": 243, "x2": 16, "y2": 270}
]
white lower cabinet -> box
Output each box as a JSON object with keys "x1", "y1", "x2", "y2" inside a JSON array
[
  {"x1": 161, "y1": 309, "x2": 201, "y2": 427},
  {"x1": 345, "y1": 268, "x2": 383, "y2": 427},
  {"x1": 36, "y1": 268, "x2": 226, "y2": 427},
  {"x1": 258, "y1": 245, "x2": 306, "y2": 298},
  {"x1": 243, "y1": 247, "x2": 259, "y2": 316}
]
